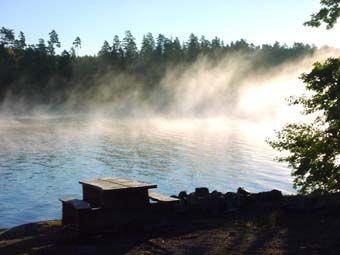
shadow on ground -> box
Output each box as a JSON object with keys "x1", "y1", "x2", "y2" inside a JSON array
[{"x1": 1, "y1": 206, "x2": 340, "y2": 255}]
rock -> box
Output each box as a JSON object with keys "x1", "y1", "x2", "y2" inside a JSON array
[
  {"x1": 178, "y1": 191, "x2": 188, "y2": 200},
  {"x1": 269, "y1": 189, "x2": 283, "y2": 200},
  {"x1": 251, "y1": 189, "x2": 283, "y2": 202},
  {"x1": 284, "y1": 196, "x2": 306, "y2": 212},
  {"x1": 185, "y1": 192, "x2": 202, "y2": 212},
  {"x1": 186, "y1": 192, "x2": 198, "y2": 204},
  {"x1": 237, "y1": 187, "x2": 250, "y2": 196},
  {"x1": 310, "y1": 193, "x2": 340, "y2": 212},
  {"x1": 224, "y1": 192, "x2": 245, "y2": 210},
  {"x1": 184, "y1": 188, "x2": 226, "y2": 214},
  {"x1": 206, "y1": 191, "x2": 225, "y2": 212},
  {"x1": 210, "y1": 190, "x2": 223, "y2": 197},
  {"x1": 0, "y1": 220, "x2": 62, "y2": 240},
  {"x1": 195, "y1": 187, "x2": 210, "y2": 197}
]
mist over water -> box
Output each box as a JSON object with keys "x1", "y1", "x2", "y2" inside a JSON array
[{"x1": 0, "y1": 49, "x2": 339, "y2": 227}]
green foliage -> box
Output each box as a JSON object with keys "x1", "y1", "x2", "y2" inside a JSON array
[
  {"x1": 0, "y1": 27, "x2": 15, "y2": 46},
  {"x1": 186, "y1": 33, "x2": 200, "y2": 61},
  {"x1": 47, "y1": 30, "x2": 60, "y2": 55},
  {"x1": 140, "y1": 33, "x2": 155, "y2": 61},
  {"x1": 36, "y1": 38, "x2": 47, "y2": 53},
  {"x1": 98, "y1": 40, "x2": 111, "y2": 57},
  {"x1": 15, "y1": 31, "x2": 26, "y2": 49},
  {"x1": 73, "y1": 36, "x2": 81, "y2": 49},
  {"x1": 0, "y1": 27, "x2": 317, "y2": 108},
  {"x1": 72, "y1": 36, "x2": 81, "y2": 57},
  {"x1": 304, "y1": 0, "x2": 340, "y2": 29},
  {"x1": 122, "y1": 30, "x2": 138, "y2": 63},
  {"x1": 268, "y1": 58, "x2": 340, "y2": 194}
]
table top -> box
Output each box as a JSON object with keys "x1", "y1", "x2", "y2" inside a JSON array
[{"x1": 79, "y1": 177, "x2": 157, "y2": 191}]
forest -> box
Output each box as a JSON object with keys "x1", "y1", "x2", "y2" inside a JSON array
[{"x1": 0, "y1": 27, "x2": 319, "y2": 113}]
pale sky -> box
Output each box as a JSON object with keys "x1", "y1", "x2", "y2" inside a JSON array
[{"x1": 1, "y1": 0, "x2": 339, "y2": 55}]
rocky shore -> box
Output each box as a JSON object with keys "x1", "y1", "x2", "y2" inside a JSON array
[
  {"x1": 172, "y1": 187, "x2": 340, "y2": 214},
  {"x1": 1, "y1": 188, "x2": 340, "y2": 255}
]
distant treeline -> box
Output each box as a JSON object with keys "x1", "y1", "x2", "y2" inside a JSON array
[{"x1": 0, "y1": 27, "x2": 317, "y2": 110}]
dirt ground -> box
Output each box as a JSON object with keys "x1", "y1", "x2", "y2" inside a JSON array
[{"x1": 1, "y1": 207, "x2": 339, "y2": 255}]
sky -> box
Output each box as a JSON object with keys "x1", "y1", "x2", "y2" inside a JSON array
[{"x1": 1, "y1": 0, "x2": 339, "y2": 55}]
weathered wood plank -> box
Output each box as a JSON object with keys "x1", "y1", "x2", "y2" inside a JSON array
[
  {"x1": 79, "y1": 179, "x2": 128, "y2": 191},
  {"x1": 102, "y1": 177, "x2": 131, "y2": 183},
  {"x1": 149, "y1": 192, "x2": 180, "y2": 203},
  {"x1": 102, "y1": 178, "x2": 157, "y2": 189}
]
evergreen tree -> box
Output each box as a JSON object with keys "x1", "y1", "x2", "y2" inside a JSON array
[
  {"x1": 36, "y1": 38, "x2": 47, "y2": 54},
  {"x1": 163, "y1": 37, "x2": 173, "y2": 60},
  {"x1": 0, "y1": 26, "x2": 319, "y2": 111},
  {"x1": 186, "y1": 33, "x2": 199, "y2": 61},
  {"x1": 112, "y1": 35, "x2": 124, "y2": 59},
  {"x1": 112, "y1": 35, "x2": 120, "y2": 54},
  {"x1": 47, "y1": 30, "x2": 61, "y2": 55},
  {"x1": 70, "y1": 47, "x2": 76, "y2": 59},
  {"x1": 98, "y1": 40, "x2": 111, "y2": 57},
  {"x1": 200, "y1": 36, "x2": 210, "y2": 52},
  {"x1": 122, "y1": 30, "x2": 138, "y2": 63},
  {"x1": 155, "y1": 34, "x2": 166, "y2": 59},
  {"x1": 171, "y1": 37, "x2": 182, "y2": 61},
  {"x1": 72, "y1": 36, "x2": 81, "y2": 56},
  {"x1": 211, "y1": 37, "x2": 222, "y2": 49},
  {"x1": 140, "y1": 32, "x2": 155, "y2": 61},
  {"x1": 14, "y1": 31, "x2": 26, "y2": 49},
  {"x1": 0, "y1": 27, "x2": 15, "y2": 47}
]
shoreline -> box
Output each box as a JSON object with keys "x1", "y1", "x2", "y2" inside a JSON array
[{"x1": 1, "y1": 189, "x2": 340, "y2": 254}]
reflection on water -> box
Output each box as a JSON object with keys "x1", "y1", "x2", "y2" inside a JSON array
[{"x1": 0, "y1": 116, "x2": 293, "y2": 227}]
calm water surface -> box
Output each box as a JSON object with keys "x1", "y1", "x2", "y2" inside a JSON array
[{"x1": 0, "y1": 116, "x2": 293, "y2": 228}]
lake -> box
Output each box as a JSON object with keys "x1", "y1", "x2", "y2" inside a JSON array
[{"x1": 0, "y1": 115, "x2": 293, "y2": 228}]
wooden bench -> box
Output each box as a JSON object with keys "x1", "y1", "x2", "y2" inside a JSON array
[
  {"x1": 59, "y1": 197, "x2": 91, "y2": 225},
  {"x1": 59, "y1": 178, "x2": 181, "y2": 232},
  {"x1": 149, "y1": 192, "x2": 180, "y2": 203},
  {"x1": 60, "y1": 197, "x2": 91, "y2": 209},
  {"x1": 149, "y1": 192, "x2": 180, "y2": 214}
]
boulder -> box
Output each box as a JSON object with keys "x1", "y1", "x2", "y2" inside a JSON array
[
  {"x1": 224, "y1": 192, "x2": 246, "y2": 210},
  {"x1": 186, "y1": 192, "x2": 198, "y2": 205},
  {"x1": 284, "y1": 195, "x2": 306, "y2": 212},
  {"x1": 195, "y1": 187, "x2": 210, "y2": 197},
  {"x1": 237, "y1": 187, "x2": 250, "y2": 196},
  {"x1": 312, "y1": 193, "x2": 340, "y2": 211},
  {"x1": 210, "y1": 190, "x2": 223, "y2": 198},
  {"x1": 250, "y1": 189, "x2": 283, "y2": 202},
  {"x1": 178, "y1": 191, "x2": 188, "y2": 200}
]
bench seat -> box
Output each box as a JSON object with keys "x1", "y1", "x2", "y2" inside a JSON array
[
  {"x1": 149, "y1": 192, "x2": 180, "y2": 203},
  {"x1": 60, "y1": 197, "x2": 91, "y2": 226},
  {"x1": 59, "y1": 197, "x2": 91, "y2": 210}
]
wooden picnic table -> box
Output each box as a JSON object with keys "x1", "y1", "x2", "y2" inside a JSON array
[
  {"x1": 79, "y1": 177, "x2": 157, "y2": 209},
  {"x1": 60, "y1": 177, "x2": 180, "y2": 232}
]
